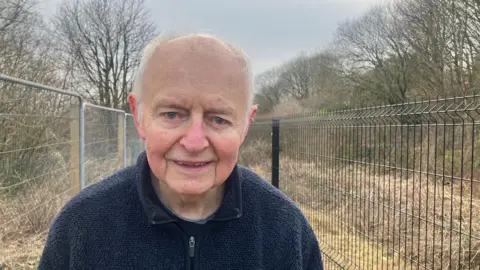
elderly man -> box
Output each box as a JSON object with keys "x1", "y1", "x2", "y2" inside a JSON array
[{"x1": 38, "y1": 33, "x2": 323, "y2": 269}]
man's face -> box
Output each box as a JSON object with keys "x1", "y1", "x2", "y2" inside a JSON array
[{"x1": 130, "y1": 37, "x2": 256, "y2": 197}]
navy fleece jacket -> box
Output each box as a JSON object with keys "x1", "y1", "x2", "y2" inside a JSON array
[{"x1": 38, "y1": 152, "x2": 324, "y2": 269}]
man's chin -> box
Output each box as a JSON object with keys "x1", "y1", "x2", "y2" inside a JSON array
[
  {"x1": 172, "y1": 187, "x2": 214, "y2": 199},
  {"x1": 167, "y1": 177, "x2": 215, "y2": 196}
]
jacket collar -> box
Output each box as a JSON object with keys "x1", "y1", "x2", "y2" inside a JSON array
[{"x1": 135, "y1": 151, "x2": 243, "y2": 225}]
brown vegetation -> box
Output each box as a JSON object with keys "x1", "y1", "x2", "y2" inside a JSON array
[
  {"x1": 0, "y1": 154, "x2": 128, "y2": 269},
  {"x1": 254, "y1": 0, "x2": 480, "y2": 116},
  {"x1": 1, "y1": 0, "x2": 154, "y2": 267},
  {"x1": 3, "y1": 0, "x2": 480, "y2": 269},
  {"x1": 239, "y1": 136, "x2": 480, "y2": 269}
]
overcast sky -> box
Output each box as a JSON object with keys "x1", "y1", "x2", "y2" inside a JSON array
[{"x1": 38, "y1": 0, "x2": 380, "y2": 76}]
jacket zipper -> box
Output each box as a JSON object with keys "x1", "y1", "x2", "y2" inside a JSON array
[{"x1": 189, "y1": 236, "x2": 196, "y2": 270}]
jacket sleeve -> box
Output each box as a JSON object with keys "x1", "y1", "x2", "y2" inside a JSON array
[
  {"x1": 282, "y1": 217, "x2": 324, "y2": 270},
  {"x1": 37, "y1": 212, "x2": 71, "y2": 269},
  {"x1": 302, "y1": 225, "x2": 324, "y2": 270}
]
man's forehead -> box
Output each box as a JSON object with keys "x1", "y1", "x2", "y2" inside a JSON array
[
  {"x1": 142, "y1": 35, "x2": 249, "y2": 100},
  {"x1": 147, "y1": 35, "x2": 246, "y2": 74}
]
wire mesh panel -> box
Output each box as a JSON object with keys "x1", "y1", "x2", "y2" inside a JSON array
[
  {"x1": 241, "y1": 96, "x2": 480, "y2": 270},
  {"x1": 83, "y1": 104, "x2": 126, "y2": 187},
  {"x1": 0, "y1": 75, "x2": 81, "y2": 268},
  {"x1": 238, "y1": 118, "x2": 273, "y2": 184},
  {"x1": 125, "y1": 113, "x2": 145, "y2": 166}
]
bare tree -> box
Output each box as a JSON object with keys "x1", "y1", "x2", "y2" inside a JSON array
[
  {"x1": 0, "y1": 0, "x2": 59, "y2": 82},
  {"x1": 52, "y1": 0, "x2": 158, "y2": 110},
  {"x1": 334, "y1": 3, "x2": 416, "y2": 105},
  {"x1": 0, "y1": 0, "x2": 32, "y2": 33},
  {"x1": 394, "y1": 0, "x2": 474, "y2": 97},
  {"x1": 306, "y1": 51, "x2": 351, "y2": 110},
  {"x1": 253, "y1": 67, "x2": 284, "y2": 113},
  {"x1": 256, "y1": 0, "x2": 480, "y2": 114},
  {"x1": 255, "y1": 67, "x2": 284, "y2": 101},
  {"x1": 254, "y1": 49, "x2": 352, "y2": 112},
  {"x1": 279, "y1": 52, "x2": 316, "y2": 100},
  {"x1": 0, "y1": 0, "x2": 80, "y2": 197}
]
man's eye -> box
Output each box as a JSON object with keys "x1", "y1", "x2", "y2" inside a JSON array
[
  {"x1": 163, "y1": 112, "x2": 178, "y2": 119},
  {"x1": 213, "y1": 117, "x2": 227, "y2": 125}
]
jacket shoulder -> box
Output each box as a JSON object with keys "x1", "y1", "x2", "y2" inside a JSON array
[
  {"x1": 237, "y1": 165, "x2": 323, "y2": 269},
  {"x1": 38, "y1": 166, "x2": 140, "y2": 269},
  {"x1": 237, "y1": 165, "x2": 313, "y2": 227},
  {"x1": 54, "y1": 165, "x2": 138, "y2": 223}
]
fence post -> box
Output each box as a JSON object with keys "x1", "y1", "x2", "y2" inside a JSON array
[
  {"x1": 69, "y1": 104, "x2": 81, "y2": 195},
  {"x1": 79, "y1": 102, "x2": 85, "y2": 190},
  {"x1": 117, "y1": 113, "x2": 125, "y2": 169},
  {"x1": 123, "y1": 113, "x2": 127, "y2": 167},
  {"x1": 272, "y1": 119, "x2": 280, "y2": 189}
]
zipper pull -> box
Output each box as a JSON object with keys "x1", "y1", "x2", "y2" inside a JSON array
[{"x1": 189, "y1": 236, "x2": 195, "y2": 258}]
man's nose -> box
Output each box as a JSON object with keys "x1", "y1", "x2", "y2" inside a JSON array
[{"x1": 179, "y1": 117, "x2": 209, "y2": 152}]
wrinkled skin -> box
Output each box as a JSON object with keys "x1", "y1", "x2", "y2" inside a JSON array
[{"x1": 129, "y1": 35, "x2": 257, "y2": 219}]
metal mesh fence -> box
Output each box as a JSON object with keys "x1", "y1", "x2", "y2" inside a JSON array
[
  {"x1": 83, "y1": 104, "x2": 125, "y2": 187},
  {"x1": 4, "y1": 71, "x2": 478, "y2": 269},
  {"x1": 237, "y1": 118, "x2": 272, "y2": 182},
  {"x1": 126, "y1": 113, "x2": 145, "y2": 166},
  {"x1": 0, "y1": 75, "x2": 144, "y2": 268},
  {"x1": 0, "y1": 75, "x2": 82, "y2": 268},
  {"x1": 244, "y1": 96, "x2": 480, "y2": 270}
]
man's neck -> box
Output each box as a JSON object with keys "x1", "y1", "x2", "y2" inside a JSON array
[{"x1": 151, "y1": 174, "x2": 224, "y2": 221}]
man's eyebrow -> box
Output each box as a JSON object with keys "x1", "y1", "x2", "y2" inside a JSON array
[
  {"x1": 151, "y1": 98, "x2": 187, "y2": 110},
  {"x1": 151, "y1": 98, "x2": 237, "y2": 117},
  {"x1": 207, "y1": 106, "x2": 236, "y2": 117}
]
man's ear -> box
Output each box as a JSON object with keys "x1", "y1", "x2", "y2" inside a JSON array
[
  {"x1": 128, "y1": 93, "x2": 146, "y2": 140},
  {"x1": 241, "y1": 105, "x2": 258, "y2": 140},
  {"x1": 249, "y1": 105, "x2": 258, "y2": 124}
]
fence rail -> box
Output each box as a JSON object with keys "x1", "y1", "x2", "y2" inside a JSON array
[
  {"x1": 0, "y1": 74, "x2": 144, "y2": 268},
  {"x1": 2, "y1": 73, "x2": 479, "y2": 269},
  {"x1": 241, "y1": 95, "x2": 480, "y2": 269}
]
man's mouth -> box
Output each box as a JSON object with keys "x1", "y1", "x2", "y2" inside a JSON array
[{"x1": 173, "y1": 160, "x2": 213, "y2": 168}]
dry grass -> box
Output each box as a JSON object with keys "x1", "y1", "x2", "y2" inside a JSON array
[
  {"x1": 0, "y1": 229, "x2": 49, "y2": 269},
  {"x1": 0, "y1": 155, "x2": 122, "y2": 269},
  {"x1": 84, "y1": 153, "x2": 123, "y2": 186},
  {"x1": 245, "y1": 138, "x2": 480, "y2": 270},
  {"x1": 0, "y1": 178, "x2": 71, "y2": 269},
  {"x1": 256, "y1": 99, "x2": 314, "y2": 119},
  {"x1": 0, "y1": 149, "x2": 73, "y2": 268},
  {"x1": 0, "y1": 79, "x2": 140, "y2": 269},
  {"x1": 2, "y1": 134, "x2": 479, "y2": 269},
  {"x1": 300, "y1": 204, "x2": 409, "y2": 269}
]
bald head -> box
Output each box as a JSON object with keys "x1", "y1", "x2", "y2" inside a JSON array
[
  {"x1": 128, "y1": 34, "x2": 258, "y2": 205},
  {"x1": 132, "y1": 33, "x2": 254, "y2": 123}
]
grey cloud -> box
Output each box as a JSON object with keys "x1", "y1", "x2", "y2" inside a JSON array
[
  {"x1": 149, "y1": 0, "x2": 377, "y2": 74},
  {"x1": 39, "y1": 0, "x2": 377, "y2": 75}
]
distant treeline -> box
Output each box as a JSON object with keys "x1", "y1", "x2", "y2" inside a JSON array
[{"x1": 254, "y1": 0, "x2": 480, "y2": 116}]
